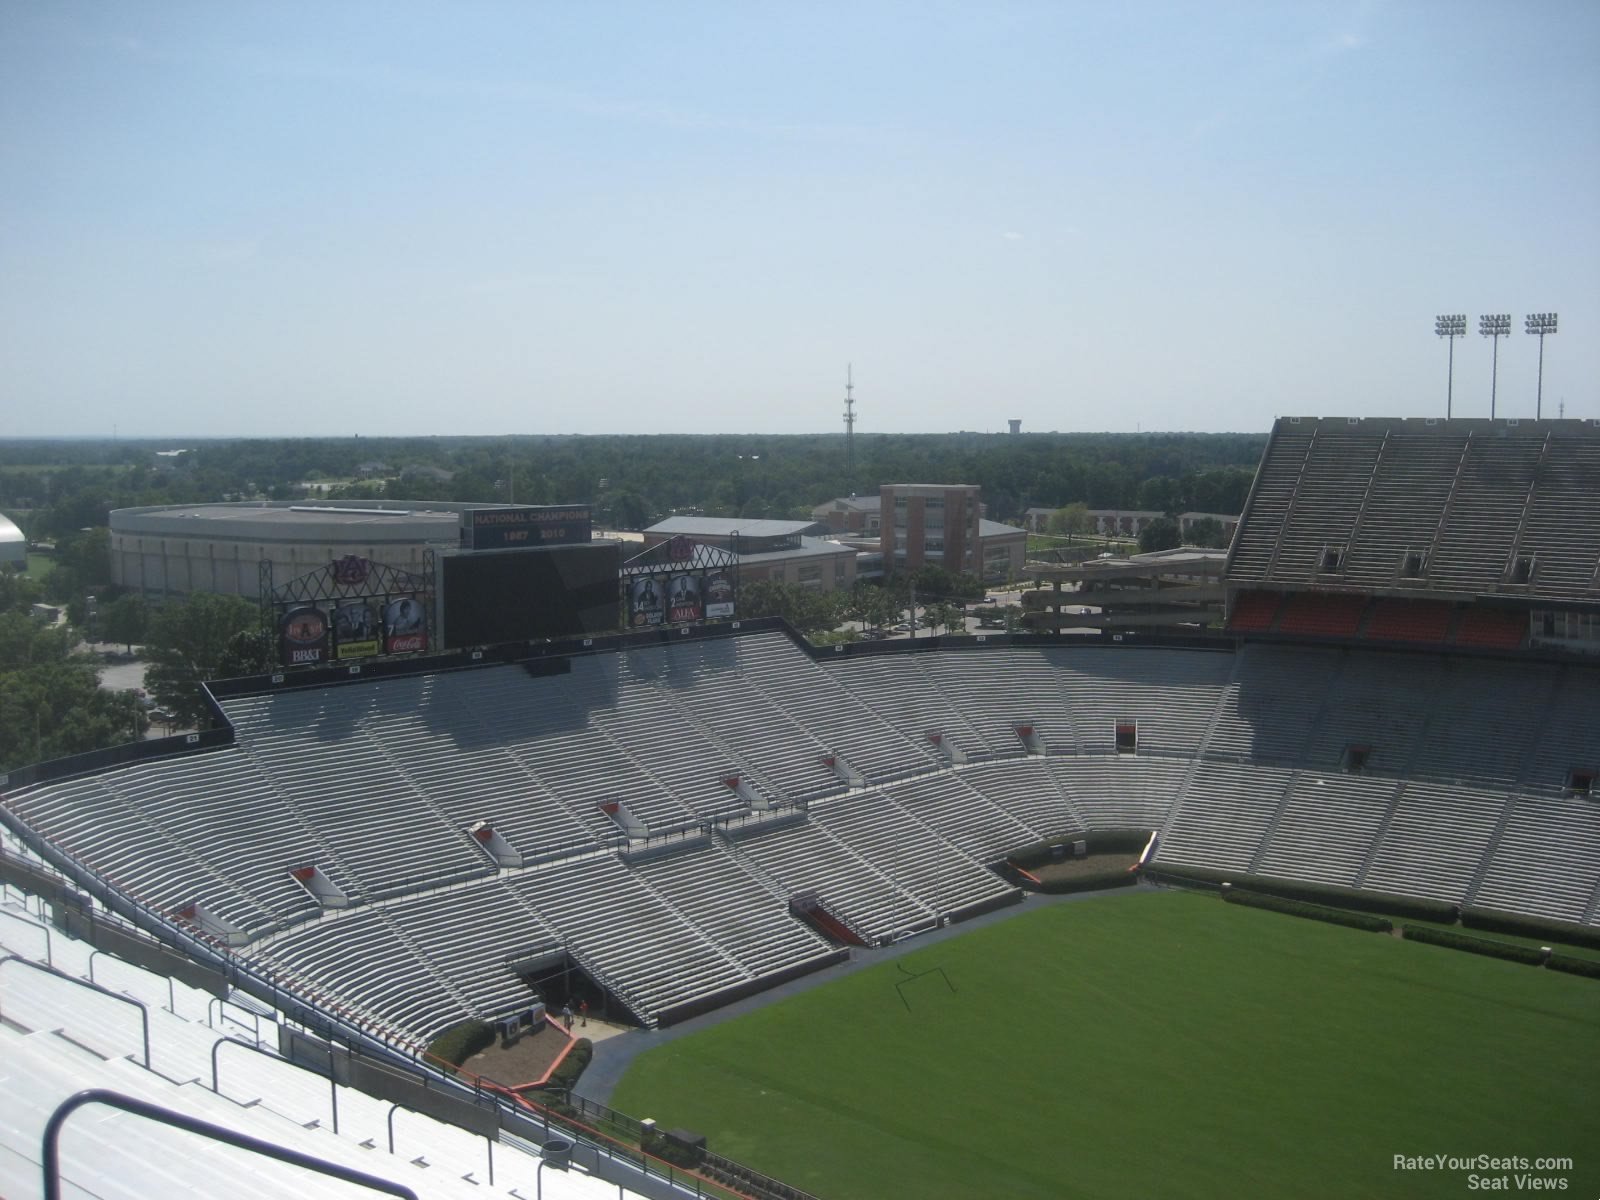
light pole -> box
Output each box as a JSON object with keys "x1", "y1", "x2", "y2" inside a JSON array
[
  {"x1": 1525, "y1": 312, "x2": 1558, "y2": 419},
  {"x1": 1479, "y1": 313, "x2": 1511, "y2": 418},
  {"x1": 1435, "y1": 314, "x2": 1467, "y2": 418}
]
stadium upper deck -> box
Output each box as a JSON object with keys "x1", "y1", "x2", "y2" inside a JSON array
[
  {"x1": 1225, "y1": 417, "x2": 1600, "y2": 655},
  {"x1": 1228, "y1": 417, "x2": 1600, "y2": 602}
]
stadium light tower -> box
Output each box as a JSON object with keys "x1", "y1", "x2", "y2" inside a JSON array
[
  {"x1": 1479, "y1": 313, "x2": 1511, "y2": 418},
  {"x1": 1435, "y1": 314, "x2": 1467, "y2": 418},
  {"x1": 1525, "y1": 312, "x2": 1558, "y2": 419}
]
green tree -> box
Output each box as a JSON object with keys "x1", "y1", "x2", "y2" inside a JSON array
[
  {"x1": 101, "y1": 593, "x2": 149, "y2": 653},
  {"x1": 925, "y1": 602, "x2": 965, "y2": 635},
  {"x1": 0, "y1": 568, "x2": 43, "y2": 616},
  {"x1": 144, "y1": 593, "x2": 261, "y2": 726},
  {"x1": 1184, "y1": 517, "x2": 1230, "y2": 549},
  {"x1": 737, "y1": 581, "x2": 841, "y2": 636},
  {"x1": 217, "y1": 626, "x2": 275, "y2": 678},
  {"x1": 1046, "y1": 502, "x2": 1092, "y2": 542},
  {"x1": 0, "y1": 614, "x2": 142, "y2": 771},
  {"x1": 1138, "y1": 517, "x2": 1182, "y2": 553}
]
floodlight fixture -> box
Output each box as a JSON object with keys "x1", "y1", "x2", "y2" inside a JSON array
[
  {"x1": 1525, "y1": 312, "x2": 1558, "y2": 418},
  {"x1": 1480, "y1": 313, "x2": 1511, "y2": 418},
  {"x1": 1435, "y1": 314, "x2": 1467, "y2": 417}
]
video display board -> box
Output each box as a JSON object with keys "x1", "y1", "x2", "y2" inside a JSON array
[
  {"x1": 441, "y1": 542, "x2": 621, "y2": 648},
  {"x1": 461, "y1": 505, "x2": 593, "y2": 551}
]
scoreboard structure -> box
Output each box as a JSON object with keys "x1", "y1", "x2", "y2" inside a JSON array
[
  {"x1": 439, "y1": 541, "x2": 621, "y2": 647},
  {"x1": 262, "y1": 504, "x2": 620, "y2": 669}
]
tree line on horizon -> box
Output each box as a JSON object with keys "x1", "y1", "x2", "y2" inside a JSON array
[{"x1": 1, "y1": 430, "x2": 1263, "y2": 543}]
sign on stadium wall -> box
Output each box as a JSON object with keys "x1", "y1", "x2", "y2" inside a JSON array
[
  {"x1": 620, "y1": 539, "x2": 738, "y2": 628},
  {"x1": 280, "y1": 606, "x2": 330, "y2": 666},
  {"x1": 263, "y1": 553, "x2": 435, "y2": 669},
  {"x1": 461, "y1": 505, "x2": 592, "y2": 551}
]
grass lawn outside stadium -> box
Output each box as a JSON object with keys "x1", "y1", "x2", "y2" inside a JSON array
[{"x1": 610, "y1": 890, "x2": 1599, "y2": 1200}]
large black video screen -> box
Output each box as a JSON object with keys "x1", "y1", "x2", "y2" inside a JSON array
[{"x1": 442, "y1": 543, "x2": 620, "y2": 648}]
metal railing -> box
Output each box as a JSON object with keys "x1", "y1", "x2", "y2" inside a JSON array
[{"x1": 42, "y1": 1089, "x2": 418, "y2": 1200}]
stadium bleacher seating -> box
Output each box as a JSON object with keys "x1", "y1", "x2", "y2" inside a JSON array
[
  {"x1": 1364, "y1": 598, "x2": 1451, "y2": 645},
  {"x1": 1451, "y1": 606, "x2": 1527, "y2": 650},
  {"x1": 1226, "y1": 589, "x2": 1281, "y2": 632},
  {"x1": 6, "y1": 624, "x2": 1599, "y2": 1046},
  {"x1": 1276, "y1": 592, "x2": 1367, "y2": 638},
  {"x1": 0, "y1": 881, "x2": 627, "y2": 1200}
]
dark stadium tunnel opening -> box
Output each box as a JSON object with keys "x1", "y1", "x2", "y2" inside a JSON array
[{"x1": 515, "y1": 954, "x2": 641, "y2": 1030}]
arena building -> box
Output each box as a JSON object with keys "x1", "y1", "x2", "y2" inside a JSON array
[
  {"x1": 110, "y1": 500, "x2": 595, "y2": 603},
  {"x1": 0, "y1": 511, "x2": 26, "y2": 570}
]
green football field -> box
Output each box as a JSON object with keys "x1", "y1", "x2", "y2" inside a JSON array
[{"x1": 611, "y1": 890, "x2": 1599, "y2": 1199}]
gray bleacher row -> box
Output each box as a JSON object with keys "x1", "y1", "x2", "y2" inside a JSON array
[
  {"x1": 6, "y1": 634, "x2": 1598, "y2": 1045},
  {"x1": 1230, "y1": 424, "x2": 1600, "y2": 600}
]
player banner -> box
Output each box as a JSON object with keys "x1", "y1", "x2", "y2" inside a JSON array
[
  {"x1": 280, "y1": 606, "x2": 330, "y2": 666},
  {"x1": 704, "y1": 570, "x2": 735, "y2": 619},
  {"x1": 668, "y1": 573, "x2": 703, "y2": 623},
  {"x1": 383, "y1": 596, "x2": 428, "y2": 653},
  {"x1": 334, "y1": 600, "x2": 379, "y2": 659},
  {"x1": 631, "y1": 574, "x2": 665, "y2": 627}
]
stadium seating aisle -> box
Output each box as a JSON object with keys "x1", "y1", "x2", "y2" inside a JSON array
[
  {"x1": 356, "y1": 670, "x2": 604, "y2": 859},
  {"x1": 1471, "y1": 795, "x2": 1600, "y2": 924},
  {"x1": 1408, "y1": 660, "x2": 1556, "y2": 782},
  {"x1": 650, "y1": 638, "x2": 845, "y2": 804},
  {"x1": 884, "y1": 766, "x2": 1044, "y2": 860},
  {"x1": 1252, "y1": 772, "x2": 1398, "y2": 889},
  {"x1": 1154, "y1": 761, "x2": 1295, "y2": 873},
  {"x1": 1227, "y1": 432, "x2": 1313, "y2": 578},
  {"x1": 562, "y1": 651, "x2": 752, "y2": 827},
  {"x1": 823, "y1": 652, "x2": 991, "y2": 758},
  {"x1": 1360, "y1": 781, "x2": 1508, "y2": 902},
  {"x1": 225, "y1": 686, "x2": 493, "y2": 900},
  {"x1": 628, "y1": 838, "x2": 838, "y2": 977},
  {"x1": 1267, "y1": 431, "x2": 1386, "y2": 580},
  {"x1": 920, "y1": 648, "x2": 1072, "y2": 755},
  {"x1": 1338, "y1": 431, "x2": 1468, "y2": 588},
  {"x1": 810, "y1": 790, "x2": 1018, "y2": 918},
  {"x1": 723, "y1": 814, "x2": 939, "y2": 943},
  {"x1": 1428, "y1": 435, "x2": 1547, "y2": 594},
  {"x1": 1051, "y1": 756, "x2": 1189, "y2": 831},
  {"x1": 1045, "y1": 645, "x2": 1233, "y2": 756},
  {"x1": 1302, "y1": 650, "x2": 1443, "y2": 773},
  {"x1": 506, "y1": 855, "x2": 754, "y2": 1020},
  {"x1": 1206, "y1": 645, "x2": 1338, "y2": 762},
  {"x1": 732, "y1": 631, "x2": 941, "y2": 782}
]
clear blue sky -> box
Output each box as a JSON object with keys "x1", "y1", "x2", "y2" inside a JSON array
[{"x1": 2, "y1": 1, "x2": 1596, "y2": 437}]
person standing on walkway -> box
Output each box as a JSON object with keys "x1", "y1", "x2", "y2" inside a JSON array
[
  {"x1": 579, "y1": 999, "x2": 589, "y2": 1027},
  {"x1": 561, "y1": 1003, "x2": 573, "y2": 1030}
]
